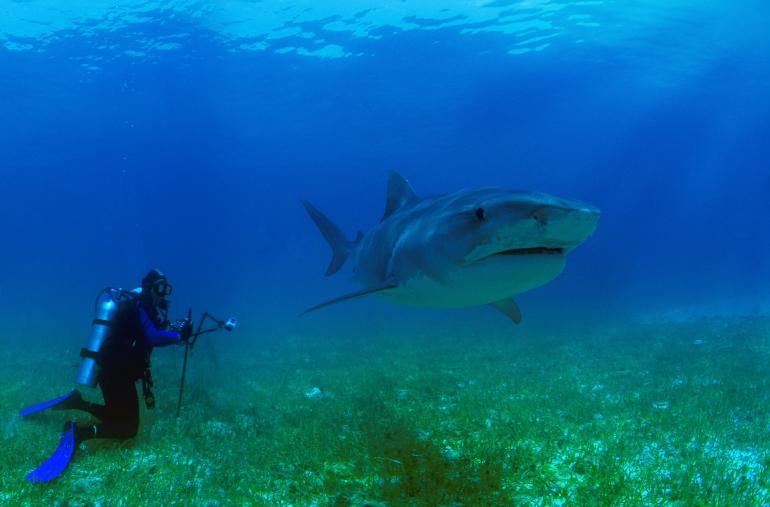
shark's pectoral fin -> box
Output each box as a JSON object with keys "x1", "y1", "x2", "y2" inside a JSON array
[
  {"x1": 300, "y1": 283, "x2": 398, "y2": 316},
  {"x1": 488, "y1": 298, "x2": 522, "y2": 324}
]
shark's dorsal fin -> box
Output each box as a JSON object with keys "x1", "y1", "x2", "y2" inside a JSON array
[
  {"x1": 382, "y1": 170, "x2": 418, "y2": 220},
  {"x1": 300, "y1": 283, "x2": 397, "y2": 316},
  {"x1": 488, "y1": 298, "x2": 522, "y2": 324}
]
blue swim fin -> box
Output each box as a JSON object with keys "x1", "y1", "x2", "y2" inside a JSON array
[
  {"x1": 27, "y1": 419, "x2": 76, "y2": 483},
  {"x1": 19, "y1": 391, "x2": 78, "y2": 418}
]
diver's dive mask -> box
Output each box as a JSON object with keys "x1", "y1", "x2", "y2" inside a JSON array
[
  {"x1": 141, "y1": 269, "x2": 172, "y2": 327},
  {"x1": 150, "y1": 279, "x2": 173, "y2": 298},
  {"x1": 142, "y1": 269, "x2": 172, "y2": 299},
  {"x1": 150, "y1": 280, "x2": 171, "y2": 325}
]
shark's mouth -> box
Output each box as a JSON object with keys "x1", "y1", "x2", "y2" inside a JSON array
[
  {"x1": 469, "y1": 246, "x2": 565, "y2": 264},
  {"x1": 495, "y1": 247, "x2": 564, "y2": 256}
]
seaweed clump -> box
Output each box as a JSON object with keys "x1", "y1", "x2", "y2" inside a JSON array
[{"x1": 355, "y1": 387, "x2": 507, "y2": 505}]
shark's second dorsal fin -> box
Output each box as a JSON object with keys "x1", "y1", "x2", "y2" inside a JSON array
[{"x1": 382, "y1": 170, "x2": 418, "y2": 221}]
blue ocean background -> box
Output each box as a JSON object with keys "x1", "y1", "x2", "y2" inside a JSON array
[
  {"x1": 1, "y1": 1, "x2": 769, "y2": 503},
  {"x1": 1, "y1": 1, "x2": 768, "y2": 343}
]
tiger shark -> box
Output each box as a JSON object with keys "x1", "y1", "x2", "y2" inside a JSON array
[{"x1": 301, "y1": 171, "x2": 600, "y2": 323}]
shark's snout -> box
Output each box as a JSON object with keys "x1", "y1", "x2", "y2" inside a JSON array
[
  {"x1": 579, "y1": 203, "x2": 601, "y2": 229},
  {"x1": 578, "y1": 204, "x2": 601, "y2": 224},
  {"x1": 555, "y1": 195, "x2": 600, "y2": 219},
  {"x1": 547, "y1": 202, "x2": 600, "y2": 250},
  {"x1": 571, "y1": 204, "x2": 601, "y2": 229},
  {"x1": 579, "y1": 204, "x2": 601, "y2": 217}
]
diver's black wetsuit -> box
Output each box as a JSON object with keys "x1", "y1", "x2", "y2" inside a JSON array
[{"x1": 73, "y1": 299, "x2": 180, "y2": 442}]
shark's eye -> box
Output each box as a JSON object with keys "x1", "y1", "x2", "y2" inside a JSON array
[{"x1": 475, "y1": 207, "x2": 486, "y2": 221}]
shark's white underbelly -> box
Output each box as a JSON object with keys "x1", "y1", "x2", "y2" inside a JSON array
[{"x1": 376, "y1": 254, "x2": 566, "y2": 308}]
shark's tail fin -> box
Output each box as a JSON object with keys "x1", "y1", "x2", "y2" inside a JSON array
[{"x1": 302, "y1": 200, "x2": 359, "y2": 276}]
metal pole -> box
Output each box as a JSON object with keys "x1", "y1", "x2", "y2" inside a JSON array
[
  {"x1": 176, "y1": 341, "x2": 191, "y2": 418},
  {"x1": 176, "y1": 311, "x2": 228, "y2": 418}
]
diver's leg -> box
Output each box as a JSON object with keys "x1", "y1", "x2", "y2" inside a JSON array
[
  {"x1": 20, "y1": 389, "x2": 102, "y2": 418},
  {"x1": 52, "y1": 390, "x2": 110, "y2": 420},
  {"x1": 86, "y1": 376, "x2": 139, "y2": 441},
  {"x1": 26, "y1": 378, "x2": 140, "y2": 480},
  {"x1": 75, "y1": 396, "x2": 112, "y2": 421}
]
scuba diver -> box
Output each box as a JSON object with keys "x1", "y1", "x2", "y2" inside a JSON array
[{"x1": 20, "y1": 269, "x2": 193, "y2": 482}]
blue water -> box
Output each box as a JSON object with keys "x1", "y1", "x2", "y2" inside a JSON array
[
  {"x1": 1, "y1": 1, "x2": 768, "y2": 338},
  {"x1": 3, "y1": 3, "x2": 770, "y2": 503}
]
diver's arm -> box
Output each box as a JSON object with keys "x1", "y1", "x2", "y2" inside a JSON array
[{"x1": 138, "y1": 307, "x2": 181, "y2": 347}]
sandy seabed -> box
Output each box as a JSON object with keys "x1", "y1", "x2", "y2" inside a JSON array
[{"x1": 2, "y1": 315, "x2": 770, "y2": 506}]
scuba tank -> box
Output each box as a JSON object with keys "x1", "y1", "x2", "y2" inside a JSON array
[{"x1": 76, "y1": 288, "x2": 136, "y2": 387}]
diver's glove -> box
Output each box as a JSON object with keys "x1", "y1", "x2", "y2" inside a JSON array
[
  {"x1": 180, "y1": 318, "x2": 194, "y2": 343},
  {"x1": 170, "y1": 318, "x2": 194, "y2": 342}
]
